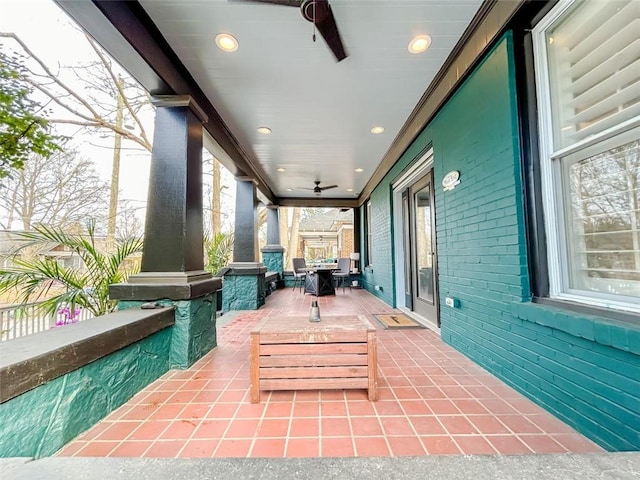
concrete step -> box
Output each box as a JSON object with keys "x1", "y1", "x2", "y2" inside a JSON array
[{"x1": 3, "y1": 453, "x2": 639, "y2": 480}]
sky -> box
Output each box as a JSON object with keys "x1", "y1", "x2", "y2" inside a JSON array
[{"x1": 0, "y1": 0, "x2": 237, "y2": 232}]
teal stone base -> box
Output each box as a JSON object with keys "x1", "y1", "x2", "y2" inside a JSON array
[
  {"x1": 223, "y1": 273, "x2": 265, "y2": 311},
  {"x1": 0, "y1": 328, "x2": 171, "y2": 458},
  {"x1": 119, "y1": 293, "x2": 217, "y2": 369},
  {"x1": 262, "y1": 250, "x2": 284, "y2": 278},
  {"x1": 283, "y1": 272, "x2": 295, "y2": 288}
]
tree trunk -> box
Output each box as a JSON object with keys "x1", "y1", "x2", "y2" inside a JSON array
[
  {"x1": 6, "y1": 183, "x2": 18, "y2": 230},
  {"x1": 21, "y1": 169, "x2": 34, "y2": 230},
  {"x1": 212, "y1": 158, "x2": 221, "y2": 234},
  {"x1": 288, "y1": 207, "x2": 301, "y2": 264},
  {"x1": 107, "y1": 75, "x2": 124, "y2": 250},
  {"x1": 278, "y1": 207, "x2": 289, "y2": 268}
]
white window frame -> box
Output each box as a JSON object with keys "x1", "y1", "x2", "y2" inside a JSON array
[{"x1": 533, "y1": 0, "x2": 640, "y2": 313}]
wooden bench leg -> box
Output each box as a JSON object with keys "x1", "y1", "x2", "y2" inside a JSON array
[
  {"x1": 250, "y1": 333, "x2": 260, "y2": 403},
  {"x1": 367, "y1": 331, "x2": 378, "y2": 401}
]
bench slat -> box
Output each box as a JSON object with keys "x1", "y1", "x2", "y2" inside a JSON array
[
  {"x1": 260, "y1": 343, "x2": 367, "y2": 355},
  {"x1": 260, "y1": 354, "x2": 367, "y2": 367},
  {"x1": 259, "y1": 331, "x2": 368, "y2": 343},
  {"x1": 259, "y1": 366, "x2": 368, "y2": 379},
  {"x1": 261, "y1": 377, "x2": 369, "y2": 391}
]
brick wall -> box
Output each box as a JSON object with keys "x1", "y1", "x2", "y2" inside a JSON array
[
  {"x1": 339, "y1": 226, "x2": 354, "y2": 259},
  {"x1": 360, "y1": 187, "x2": 394, "y2": 304},
  {"x1": 364, "y1": 33, "x2": 640, "y2": 451}
]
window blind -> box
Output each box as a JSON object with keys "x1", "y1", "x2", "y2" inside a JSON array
[{"x1": 547, "y1": 0, "x2": 640, "y2": 149}]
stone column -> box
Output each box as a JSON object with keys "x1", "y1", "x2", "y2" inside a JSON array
[
  {"x1": 110, "y1": 95, "x2": 221, "y2": 369},
  {"x1": 261, "y1": 206, "x2": 285, "y2": 290},
  {"x1": 222, "y1": 178, "x2": 266, "y2": 311},
  {"x1": 233, "y1": 177, "x2": 258, "y2": 262},
  {"x1": 266, "y1": 206, "x2": 280, "y2": 246}
]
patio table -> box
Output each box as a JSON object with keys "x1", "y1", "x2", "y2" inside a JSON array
[
  {"x1": 250, "y1": 315, "x2": 378, "y2": 403},
  {"x1": 303, "y1": 266, "x2": 336, "y2": 296}
]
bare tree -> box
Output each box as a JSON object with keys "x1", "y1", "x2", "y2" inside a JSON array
[
  {"x1": 0, "y1": 32, "x2": 152, "y2": 151},
  {"x1": 203, "y1": 153, "x2": 228, "y2": 236},
  {"x1": 279, "y1": 207, "x2": 290, "y2": 269},
  {"x1": 0, "y1": 150, "x2": 109, "y2": 230},
  {"x1": 288, "y1": 207, "x2": 302, "y2": 261},
  {"x1": 116, "y1": 199, "x2": 144, "y2": 241},
  {"x1": 0, "y1": 31, "x2": 152, "y2": 246},
  {"x1": 569, "y1": 140, "x2": 640, "y2": 278}
]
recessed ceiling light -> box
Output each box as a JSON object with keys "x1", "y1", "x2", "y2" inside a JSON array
[
  {"x1": 286, "y1": 188, "x2": 293, "y2": 191},
  {"x1": 408, "y1": 35, "x2": 432, "y2": 54},
  {"x1": 355, "y1": 168, "x2": 364, "y2": 173},
  {"x1": 371, "y1": 126, "x2": 384, "y2": 134},
  {"x1": 277, "y1": 168, "x2": 286, "y2": 172},
  {"x1": 215, "y1": 33, "x2": 238, "y2": 52},
  {"x1": 346, "y1": 188, "x2": 353, "y2": 192},
  {"x1": 257, "y1": 126, "x2": 271, "y2": 135}
]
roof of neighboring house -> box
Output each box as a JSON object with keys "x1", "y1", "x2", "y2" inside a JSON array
[
  {"x1": 298, "y1": 210, "x2": 353, "y2": 233},
  {"x1": 0, "y1": 230, "x2": 109, "y2": 257}
]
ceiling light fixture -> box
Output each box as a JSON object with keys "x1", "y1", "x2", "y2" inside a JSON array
[
  {"x1": 257, "y1": 126, "x2": 271, "y2": 135},
  {"x1": 371, "y1": 126, "x2": 384, "y2": 134},
  {"x1": 408, "y1": 34, "x2": 432, "y2": 54},
  {"x1": 346, "y1": 188, "x2": 353, "y2": 192},
  {"x1": 277, "y1": 168, "x2": 286, "y2": 172},
  {"x1": 286, "y1": 188, "x2": 293, "y2": 191},
  {"x1": 355, "y1": 168, "x2": 364, "y2": 173},
  {"x1": 215, "y1": 33, "x2": 238, "y2": 52}
]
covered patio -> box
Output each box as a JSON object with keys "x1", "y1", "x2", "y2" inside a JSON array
[
  {"x1": 1, "y1": 0, "x2": 638, "y2": 467},
  {"x1": 56, "y1": 289, "x2": 601, "y2": 459}
]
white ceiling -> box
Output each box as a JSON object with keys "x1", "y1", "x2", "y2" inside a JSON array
[{"x1": 138, "y1": 0, "x2": 483, "y2": 199}]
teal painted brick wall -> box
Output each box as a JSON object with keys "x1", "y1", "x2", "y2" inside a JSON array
[
  {"x1": 0, "y1": 328, "x2": 171, "y2": 458},
  {"x1": 119, "y1": 294, "x2": 217, "y2": 369},
  {"x1": 366, "y1": 32, "x2": 640, "y2": 451},
  {"x1": 360, "y1": 185, "x2": 395, "y2": 304}
]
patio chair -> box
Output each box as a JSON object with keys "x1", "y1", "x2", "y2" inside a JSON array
[
  {"x1": 292, "y1": 257, "x2": 307, "y2": 293},
  {"x1": 332, "y1": 257, "x2": 351, "y2": 293}
]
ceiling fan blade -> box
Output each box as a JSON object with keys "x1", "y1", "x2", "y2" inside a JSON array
[
  {"x1": 315, "y1": 3, "x2": 347, "y2": 61},
  {"x1": 296, "y1": 187, "x2": 315, "y2": 190},
  {"x1": 229, "y1": 0, "x2": 301, "y2": 6},
  {"x1": 319, "y1": 184, "x2": 338, "y2": 191}
]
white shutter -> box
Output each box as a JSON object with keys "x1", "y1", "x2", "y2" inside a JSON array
[{"x1": 546, "y1": 0, "x2": 640, "y2": 149}]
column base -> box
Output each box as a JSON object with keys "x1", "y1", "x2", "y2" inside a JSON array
[
  {"x1": 261, "y1": 248, "x2": 284, "y2": 287},
  {"x1": 110, "y1": 272, "x2": 222, "y2": 369},
  {"x1": 110, "y1": 271, "x2": 221, "y2": 301},
  {"x1": 222, "y1": 263, "x2": 267, "y2": 311}
]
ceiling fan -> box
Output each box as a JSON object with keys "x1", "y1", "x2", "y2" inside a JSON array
[
  {"x1": 234, "y1": 0, "x2": 348, "y2": 61},
  {"x1": 299, "y1": 180, "x2": 339, "y2": 194}
]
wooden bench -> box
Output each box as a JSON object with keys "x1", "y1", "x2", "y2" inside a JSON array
[{"x1": 250, "y1": 315, "x2": 378, "y2": 403}]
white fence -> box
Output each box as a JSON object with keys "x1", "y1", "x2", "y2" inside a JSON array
[{"x1": 0, "y1": 303, "x2": 94, "y2": 342}]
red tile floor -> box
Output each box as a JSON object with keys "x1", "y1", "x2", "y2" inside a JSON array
[{"x1": 57, "y1": 288, "x2": 603, "y2": 458}]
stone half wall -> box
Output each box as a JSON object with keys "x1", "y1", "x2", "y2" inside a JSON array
[{"x1": 0, "y1": 317, "x2": 172, "y2": 458}]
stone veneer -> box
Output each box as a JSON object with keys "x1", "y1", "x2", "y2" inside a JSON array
[
  {"x1": 0, "y1": 309, "x2": 174, "y2": 458},
  {"x1": 119, "y1": 294, "x2": 216, "y2": 369}
]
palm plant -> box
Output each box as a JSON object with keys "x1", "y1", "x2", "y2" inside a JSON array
[
  {"x1": 0, "y1": 223, "x2": 143, "y2": 317},
  {"x1": 204, "y1": 232, "x2": 234, "y2": 276}
]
